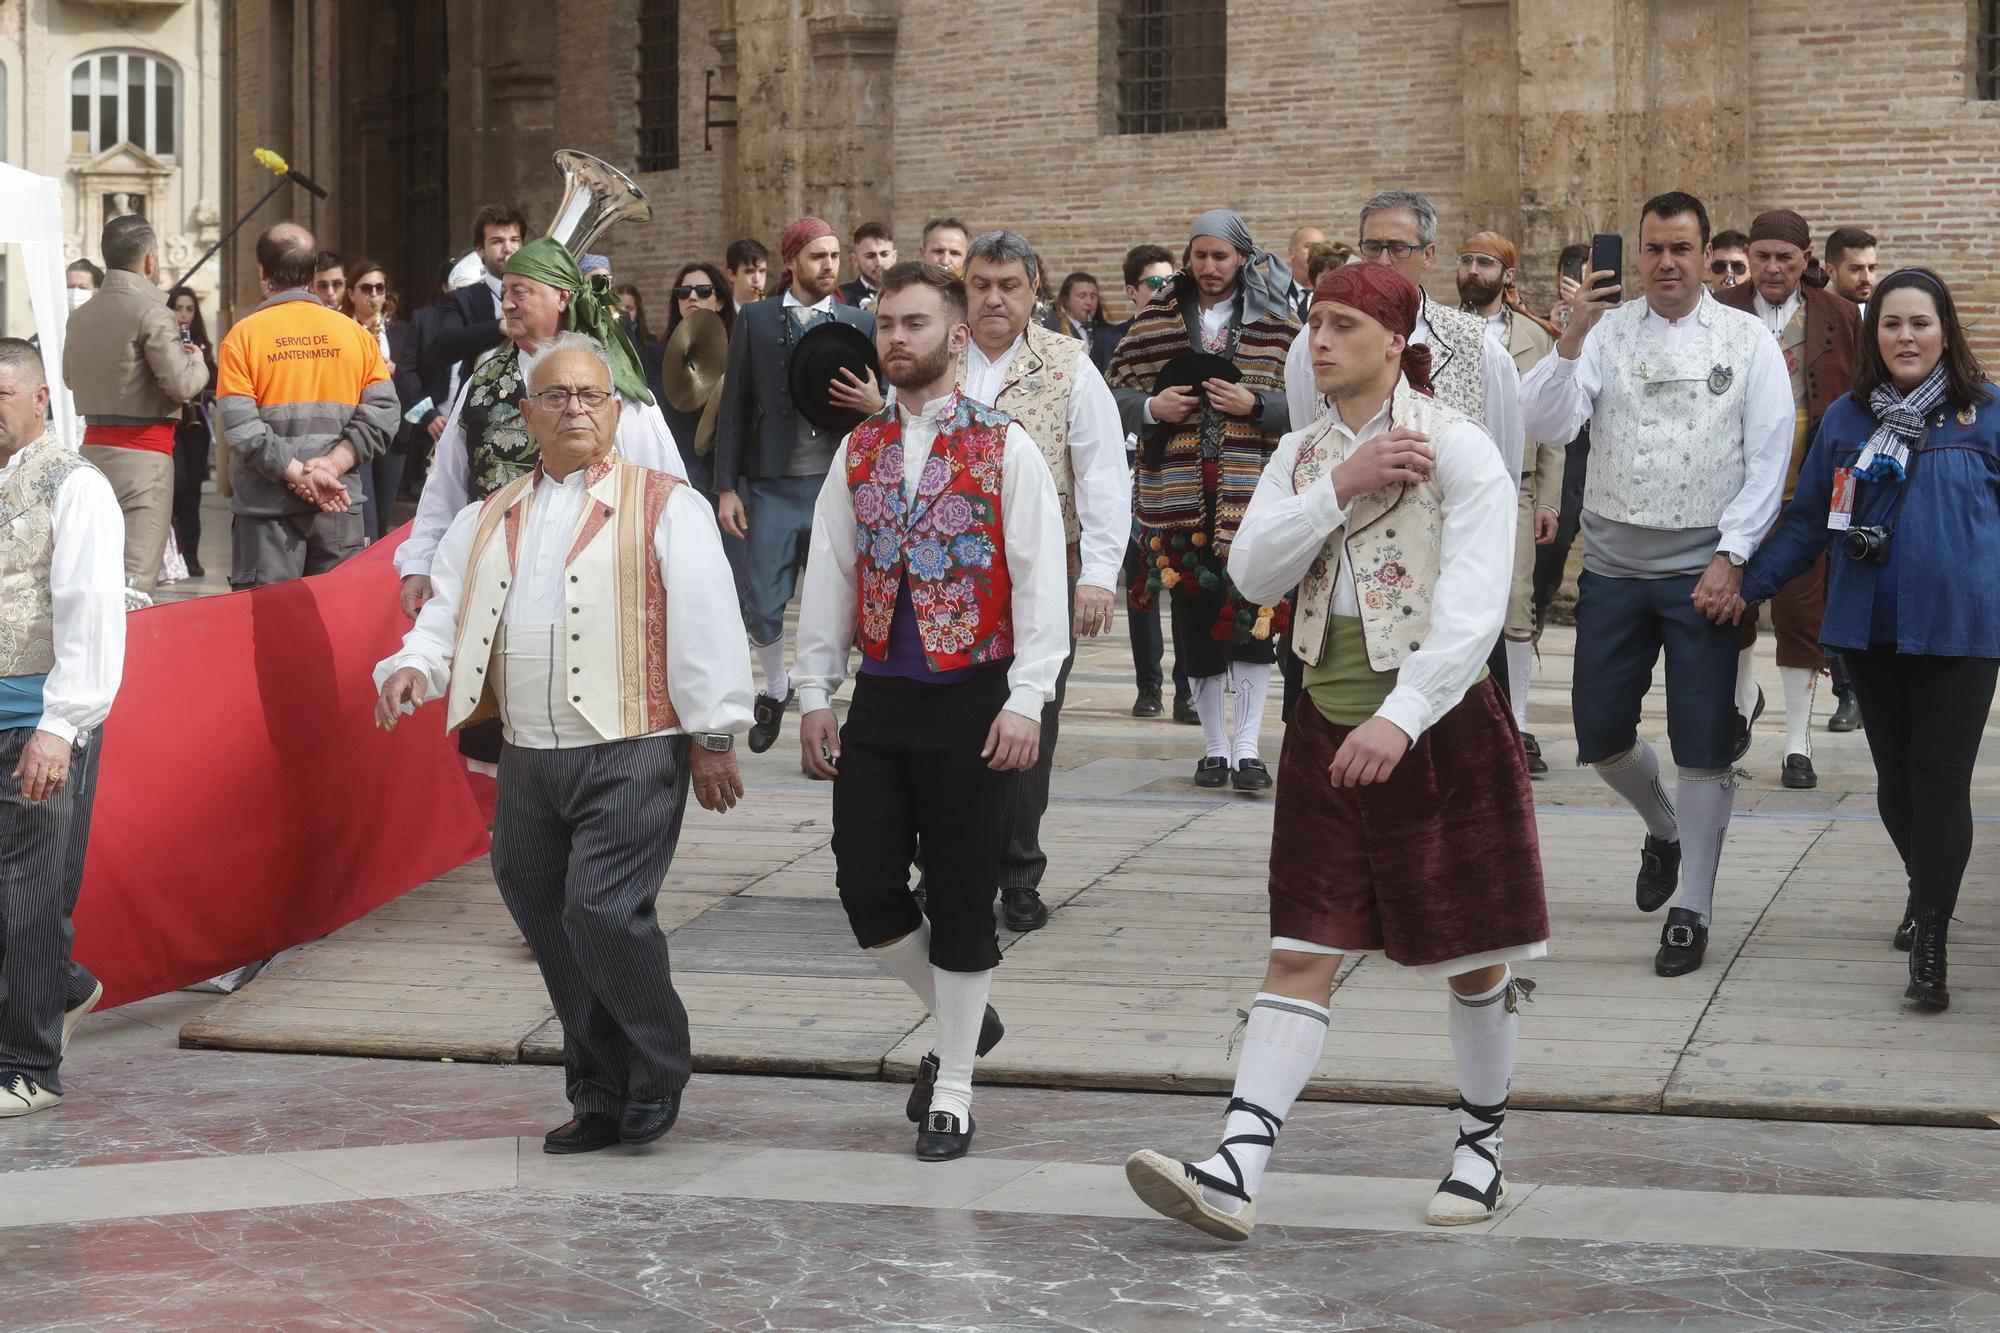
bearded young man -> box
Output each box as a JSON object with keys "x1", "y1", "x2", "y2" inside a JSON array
[
  {"x1": 794, "y1": 261, "x2": 1066, "y2": 1162},
  {"x1": 1124, "y1": 265, "x2": 1545, "y2": 1242}
]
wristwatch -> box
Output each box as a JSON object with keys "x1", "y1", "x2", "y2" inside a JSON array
[
  {"x1": 1724, "y1": 551, "x2": 1746, "y2": 568},
  {"x1": 695, "y1": 733, "x2": 734, "y2": 753}
]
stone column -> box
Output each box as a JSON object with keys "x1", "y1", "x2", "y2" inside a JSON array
[
  {"x1": 803, "y1": 0, "x2": 897, "y2": 232},
  {"x1": 1458, "y1": 0, "x2": 1521, "y2": 238},
  {"x1": 728, "y1": 0, "x2": 810, "y2": 248}
]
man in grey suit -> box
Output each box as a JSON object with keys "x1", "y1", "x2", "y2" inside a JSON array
[{"x1": 713, "y1": 216, "x2": 877, "y2": 753}]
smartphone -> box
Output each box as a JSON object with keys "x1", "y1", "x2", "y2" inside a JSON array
[
  {"x1": 1590, "y1": 233, "x2": 1623, "y2": 304},
  {"x1": 178, "y1": 322, "x2": 195, "y2": 349},
  {"x1": 1559, "y1": 250, "x2": 1585, "y2": 285}
]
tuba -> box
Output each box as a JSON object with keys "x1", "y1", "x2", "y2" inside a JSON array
[{"x1": 546, "y1": 149, "x2": 651, "y2": 257}]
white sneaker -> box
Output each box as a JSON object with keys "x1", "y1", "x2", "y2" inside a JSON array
[
  {"x1": 61, "y1": 979, "x2": 105, "y2": 1056},
  {"x1": 0, "y1": 1072, "x2": 61, "y2": 1118}
]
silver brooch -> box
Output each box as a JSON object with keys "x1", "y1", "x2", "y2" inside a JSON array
[{"x1": 1707, "y1": 364, "x2": 1735, "y2": 395}]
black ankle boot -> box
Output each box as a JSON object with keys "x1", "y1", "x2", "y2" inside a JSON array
[
  {"x1": 1893, "y1": 894, "x2": 1917, "y2": 952},
  {"x1": 1906, "y1": 910, "x2": 1949, "y2": 1010}
]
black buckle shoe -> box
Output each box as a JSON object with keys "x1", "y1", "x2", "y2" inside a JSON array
[
  {"x1": 1231, "y1": 758, "x2": 1272, "y2": 792},
  {"x1": 1194, "y1": 756, "x2": 1230, "y2": 788},
  {"x1": 1522, "y1": 732, "x2": 1548, "y2": 776},
  {"x1": 1906, "y1": 911, "x2": 1949, "y2": 1010},
  {"x1": 916, "y1": 1110, "x2": 975, "y2": 1161},
  {"x1": 748, "y1": 688, "x2": 793, "y2": 754},
  {"x1": 907, "y1": 1006, "x2": 1005, "y2": 1122},
  {"x1": 1729, "y1": 685, "x2": 1766, "y2": 764},
  {"x1": 1654, "y1": 907, "x2": 1709, "y2": 977},
  {"x1": 1002, "y1": 887, "x2": 1049, "y2": 932},
  {"x1": 543, "y1": 1111, "x2": 622, "y2": 1155},
  {"x1": 619, "y1": 1091, "x2": 682, "y2": 1146},
  {"x1": 1132, "y1": 688, "x2": 1163, "y2": 718},
  {"x1": 1828, "y1": 695, "x2": 1862, "y2": 733},
  {"x1": 1636, "y1": 834, "x2": 1682, "y2": 913},
  {"x1": 1781, "y1": 753, "x2": 1817, "y2": 790},
  {"x1": 1173, "y1": 693, "x2": 1199, "y2": 725}
]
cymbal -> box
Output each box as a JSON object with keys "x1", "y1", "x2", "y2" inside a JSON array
[
  {"x1": 694, "y1": 374, "x2": 724, "y2": 457},
  {"x1": 662, "y1": 308, "x2": 728, "y2": 413}
]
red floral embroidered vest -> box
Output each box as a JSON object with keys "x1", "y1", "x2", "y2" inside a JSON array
[{"x1": 846, "y1": 394, "x2": 1015, "y2": 673}]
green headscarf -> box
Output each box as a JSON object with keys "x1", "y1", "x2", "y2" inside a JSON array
[{"x1": 503, "y1": 236, "x2": 655, "y2": 406}]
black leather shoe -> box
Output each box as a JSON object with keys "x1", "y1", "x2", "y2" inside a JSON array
[
  {"x1": 619, "y1": 1092, "x2": 682, "y2": 1146},
  {"x1": 1173, "y1": 693, "x2": 1199, "y2": 725},
  {"x1": 1906, "y1": 910, "x2": 1949, "y2": 1009},
  {"x1": 907, "y1": 1006, "x2": 1005, "y2": 1122},
  {"x1": 1194, "y1": 756, "x2": 1230, "y2": 788},
  {"x1": 747, "y1": 688, "x2": 793, "y2": 754},
  {"x1": 1002, "y1": 887, "x2": 1049, "y2": 932},
  {"x1": 1231, "y1": 758, "x2": 1272, "y2": 792},
  {"x1": 1893, "y1": 895, "x2": 1917, "y2": 952},
  {"x1": 1522, "y1": 733, "x2": 1548, "y2": 776},
  {"x1": 916, "y1": 1110, "x2": 975, "y2": 1161},
  {"x1": 1654, "y1": 907, "x2": 1709, "y2": 977},
  {"x1": 1132, "y1": 688, "x2": 1163, "y2": 718},
  {"x1": 543, "y1": 1112, "x2": 621, "y2": 1155},
  {"x1": 1781, "y1": 753, "x2": 1817, "y2": 789},
  {"x1": 1729, "y1": 686, "x2": 1766, "y2": 764},
  {"x1": 1636, "y1": 834, "x2": 1682, "y2": 913},
  {"x1": 1828, "y1": 695, "x2": 1862, "y2": 733},
  {"x1": 185, "y1": 559, "x2": 205, "y2": 578}
]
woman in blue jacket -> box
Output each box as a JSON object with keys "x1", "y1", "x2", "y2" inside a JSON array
[{"x1": 1733, "y1": 268, "x2": 1998, "y2": 1011}]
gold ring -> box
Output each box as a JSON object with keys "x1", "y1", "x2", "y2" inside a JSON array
[{"x1": 48, "y1": 767, "x2": 65, "y2": 784}]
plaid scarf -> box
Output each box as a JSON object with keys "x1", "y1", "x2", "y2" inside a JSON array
[{"x1": 1859, "y1": 362, "x2": 1946, "y2": 483}]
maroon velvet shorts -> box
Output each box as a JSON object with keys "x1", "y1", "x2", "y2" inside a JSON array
[{"x1": 1267, "y1": 679, "x2": 1549, "y2": 970}]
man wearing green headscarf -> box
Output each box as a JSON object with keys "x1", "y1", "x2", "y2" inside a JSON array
[{"x1": 398, "y1": 237, "x2": 687, "y2": 638}]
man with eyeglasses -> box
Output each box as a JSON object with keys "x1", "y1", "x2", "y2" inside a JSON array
[
  {"x1": 1705, "y1": 229, "x2": 1750, "y2": 292},
  {"x1": 376, "y1": 331, "x2": 752, "y2": 1156}
]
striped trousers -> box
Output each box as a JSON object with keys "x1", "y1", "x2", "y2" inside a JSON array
[
  {"x1": 491, "y1": 734, "x2": 695, "y2": 1115},
  {"x1": 0, "y1": 728, "x2": 103, "y2": 1094}
]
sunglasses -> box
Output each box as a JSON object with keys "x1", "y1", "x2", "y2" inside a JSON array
[
  {"x1": 673, "y1": 283, "x2": 718, "y2": 300},
  {"x1": 1709, "y1": 259, "x2": 1749, "y2": 276},
  {"x1": 1140, "y1": 275, "x2": 1171, "y2": 291},
  {"x1": 354, "y1": 282, "x2": 387, "y2": 295}
]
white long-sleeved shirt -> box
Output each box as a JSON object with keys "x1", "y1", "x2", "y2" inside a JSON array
[
  {"x1": 961, "y1": 332, "x2": 1130, "y2": 593},
  {"x1": 1227, "y1": 398, "x2": 1515, "y2": 745},
  {"x1": 1517, "y1": 304, "x2": 1793, "y2": 562},
  {"x1": 397, "y1": 380, "x2": 688, "y2": 577},
  {"x1": 1284, "y1": 307, "x2": 1523, "y2": 478},
  {"x1": 793, "y1": 394, "x2": 1069, "y2": 722},
  {"x1": 375, "y1": 470, "x2": 753, "y2": 741},
  {"x1": 1, "y1": 448, "x2": 125, "y2": 744}
]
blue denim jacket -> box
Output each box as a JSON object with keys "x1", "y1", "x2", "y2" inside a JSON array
[{"x1": 1742, "y1": 382, "x2": 2000, "y2": 659}]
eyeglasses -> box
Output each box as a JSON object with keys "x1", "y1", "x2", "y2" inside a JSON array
[
  {"x1": 1358, "y1": 240, "x2": 1421, "y2": 261},
  {"x1": 673, "y1": 283, "x2": 717, "y2": 300},
  {"x1": 1141, "y1": 275, "x2": 1171, "y2": 291},
  {"x1": 1709, "y1": 259, "x2": 1749, "y2": 276},
  {"x1": 354, "y1": 282, "x2": 386, "y2": 295},
  {"x1": 529, "y1": 388, "x2": 614, "y2": 413}
]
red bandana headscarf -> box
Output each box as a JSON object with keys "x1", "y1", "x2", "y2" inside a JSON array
[
  {"x1": 780, "y1": 216, "x2": 836, "y2": 267},
  {"x1": 1312, "y1": 265, "x2": 1435, "y2": 396}
]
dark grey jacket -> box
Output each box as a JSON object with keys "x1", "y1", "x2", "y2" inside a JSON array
[{"x1": 711, "y1": 294, "x2": 875, "y2": 492}]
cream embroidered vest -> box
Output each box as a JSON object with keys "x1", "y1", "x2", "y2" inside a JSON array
[
  {"x1": 1421, "y1": 297, "x2": 1487, "y2": 428},
  {"x1": 446, "y1": 456, "x2": 683, "y2": 742},
  {"x1": 1290, "y1": 381, "x2": 1473, "y2": 672},
  {"x1": 1584, "y1": 290, "x2": 1765, "y2": 530},
  {"x1": 0, "y1": 434, "x2": 89, "y2": 678},
  {"x1": 981, "y1": 322, "x2": 1083, "y2": 544}
]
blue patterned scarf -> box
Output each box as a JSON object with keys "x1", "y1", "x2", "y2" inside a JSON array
[{"x1": 1858, "y1": 362, "x2": 1946, "y2": 483}]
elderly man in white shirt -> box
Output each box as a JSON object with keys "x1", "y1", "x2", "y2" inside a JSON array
[
  {"x1": 376, "y1": 333, "x2": 749, "y2": 1157},
  {"x1": 795, "y1": 262, "x2": 1067, "y2": 1164},
  {"x1": 0, "y1": 338, "x2": 127, "y2": 1119}
]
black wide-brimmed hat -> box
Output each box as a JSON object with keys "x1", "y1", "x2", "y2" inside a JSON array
[
  {"x1": 790, "y1": 320, "x2": 883, "y2": 436},
  {"x1": 1153, "y1": 351, "x2": 1243, "y2": 401}
]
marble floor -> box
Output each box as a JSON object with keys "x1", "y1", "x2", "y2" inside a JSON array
[{"x1": 6, "y1": 992, "x2": 1999, "y2": 1332}]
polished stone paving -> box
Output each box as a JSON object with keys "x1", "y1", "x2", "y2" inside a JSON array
[{"x1": 6, "y1": 993, "x2": 2000, "y2": 1330}]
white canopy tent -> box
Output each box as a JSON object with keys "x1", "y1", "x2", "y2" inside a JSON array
[{"x1": 0, "y1": 160, "x2": 81, "y2": 449}]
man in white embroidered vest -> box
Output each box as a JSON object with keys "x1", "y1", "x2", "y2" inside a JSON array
[
  {"x1": 1126, "y1": 265, "x2": 1546, "y2": 1242},
  {"x1": 375, "y1": 333, "x2": 752, "y2": 1155},
  {"x1": 958, "y1": 230, "x2": 1129, "y2": 933},
  {"x1": 0, "y1": 339, "x2": 127, "y2": 1119},
  {"x1": 1520, "y1": 191, "x2": 1793, "y2": 977},
  {"x1": 1458, "y1": 230, "x2": 1566, "y2": 775},
  {"x1": 796, "y1": 262, "x2": 1067, "y2": 1163}
]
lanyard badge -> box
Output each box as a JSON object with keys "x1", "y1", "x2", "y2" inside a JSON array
[{"x1": 1827, "y1": 467, "x2": 1856, "y2": 532}]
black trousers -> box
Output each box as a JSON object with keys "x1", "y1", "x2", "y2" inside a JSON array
[
  {"x1": 1125, "y1": 533, "x2": 1188, "y2": 696},
  {"x1": 1532, "y1": 426, "x2": 1590, "y2": 616},
  {"x1": 1839, "y1": 650, "x2": 1998, "y2": 919},
  {"x1": 490, "y1": 735, "x2": 694, "y2": 1114},
  {"x1": 171, "y1": 419, "x2": 209, "y2": 568},
  {"x1": 833, "y1": 666, "x2": 1012, "y2": 972}
]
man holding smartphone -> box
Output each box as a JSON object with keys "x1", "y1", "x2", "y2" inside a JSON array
[{"x1": 1520, "y1": 192, "x2": 1793, "y2": 978}]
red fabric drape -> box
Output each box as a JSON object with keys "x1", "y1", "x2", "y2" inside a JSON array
[{"x1": 72, "y1": 528, "x2": 492, "y2": 1006}]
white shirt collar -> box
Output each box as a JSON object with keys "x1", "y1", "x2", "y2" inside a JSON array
[
  {"x1": 1753, "y1": 287, "x2": 1803, "y2": 337},
  {"x1": 783, "y1": 287, "x2": 836, "y2": 314},
  {"x1": 969, "y1": 332, "x2": 1024, "y2": 373},
  {"x1": 899, "y1": 392, "x2": 956, "y2": 427},
  {"x1": 484, "y1": 272, "x2": 504, "y2": 301},
  {"x1": 1327, "y1": 393, "x2": 1396, "y2": 442}
]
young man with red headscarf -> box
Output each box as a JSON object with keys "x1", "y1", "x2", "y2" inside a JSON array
[{"x1": 1124, "y1": 264, "x2": 1547, "y2": 1241}]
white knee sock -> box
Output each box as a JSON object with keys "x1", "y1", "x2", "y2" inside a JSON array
[
  {"x1": 928, "y1": 966, "x2": 994, "y2": 1124},
  {"x1": 1674, "y1": 767, "x2": 1736, "y2": 925},
  {"x1": 1504, "y1": 639, "x2": 1533, "y2": 730},
  {"x1": 1734, "y1": 646, "x2": 1760, "y2": 721},
  {"x1": 1193, "y1": 673, "x2": 1228, "y2": 759},
  {"x1": 1190, "y1": 993, "x2": 1329, "y2": 1214},
  {"x1": 867, "y1": 925, "x2": 936, "y2": 1014},
  {"x1": 1228, "y1": 662, "x2": 1270, "y2": 763},
  {"x1": 1592, "y1": 739, "x2": 1678, "y2": 841},
  {"x1": 1780, "y1": 666, "x2": 1815, "y2": 758},
  {"x1": 1444, "y1": 971, "x2": 1521, "y2": 1197},
  {"x1": 752, "y1": 635, "x2": 790, "y2": 701}
]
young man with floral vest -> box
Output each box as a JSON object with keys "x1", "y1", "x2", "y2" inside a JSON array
[
  {"x1": 1521, "y1": 192, "x2": 1793, "y2": 977},
  {"x1": 1124, "y1": 265, "x2": 1546, "y2": 1241},
  {"x1": 795, "y1": 262, "x2": 1068, "y2": 1162}
]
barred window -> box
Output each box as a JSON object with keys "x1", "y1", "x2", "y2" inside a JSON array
[
  {"x1": 1115, "y1": 0, "x2": 1226, "y2": 135},
  {"x1": 636, "y1": 0, "x2": 680, "y2": 171},
  {"x1": 1980, "y1": 0, "x2": 2000, "y2": 99}
]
